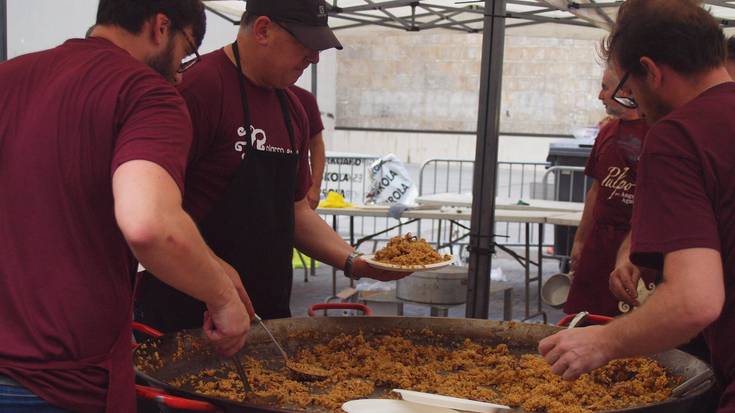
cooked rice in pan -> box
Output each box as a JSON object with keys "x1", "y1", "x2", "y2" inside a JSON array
[{"x1": 166, "y1": 329, "x2": 680, "y2": 413}]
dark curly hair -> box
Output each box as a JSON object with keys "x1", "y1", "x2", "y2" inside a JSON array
[{"x1": 96, "y1": 0, "x2": 206, "y2": 46}]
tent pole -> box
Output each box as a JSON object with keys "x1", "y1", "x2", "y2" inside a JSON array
[
  {"x1": 466, "y1": 0, "x2": 506, "y2": 319},
  {"x1": 311, "y1": 63, "x2": 318, "y2": 96},
  {"x1": 0, "y1": 0, "x2": 7, "y2": 62}
]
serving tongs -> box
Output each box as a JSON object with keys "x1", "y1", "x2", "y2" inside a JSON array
[
  {"x1": 671, "y1": 369, "x2": 715, "y2": 398},
  {"x1": 230, "y1": 355, "x2": 252, "y2": 394},
  {"x1": 253, "y1": 314, "x2": 329, "y2": 381}
]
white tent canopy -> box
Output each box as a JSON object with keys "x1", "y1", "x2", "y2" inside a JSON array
[{"x1": 205, "y1": 0, "x2": 735, "y2": 34}]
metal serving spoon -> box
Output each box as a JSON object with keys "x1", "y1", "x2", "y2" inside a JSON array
[
  {"x1": 253, "y1": 314, "x2": 329, "y2": 381},
  {"x1": 230, "y1": 355, "x2": 252, "y2": 395},
  {"x1": 671, "y1": 369, "x2": 715, "y2": 398}
]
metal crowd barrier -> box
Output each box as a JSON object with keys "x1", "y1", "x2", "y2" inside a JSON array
[
  {"x1": 541, "y1": 166, "x2": 591, "y2": 203},
  {"x1": 541, "y1": 165, "x2": 591, "y2": 266},
  {"x1": 417, "y1": 159, "x2": 554, "y2": 257},
  {"x1": 316, "y1": 156, "x2": 591, "y2": 274}
]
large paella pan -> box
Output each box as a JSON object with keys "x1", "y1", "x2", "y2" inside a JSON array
[{"x1": 134, "y1": 317, "x2": 715, "y2": 413}]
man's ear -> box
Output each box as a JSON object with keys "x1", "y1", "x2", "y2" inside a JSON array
[
  {"x1": 251, "y1": 16, "x2": 274, "y2": 46},
  {"x1": 639, "y1": 57, "x2": 663, "y2": 90},
  {"x1": 148, "y1": 13, "x2": 172, "y2": 46}
]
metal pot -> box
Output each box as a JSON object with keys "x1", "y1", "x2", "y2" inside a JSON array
[
  {"x1": 134, "y1": 317, "x2": 716, "y2": 413},
  {"x1": 396, "y1": 266, "x2": 468, "y2": 305},
  {"x1": 541, "y1": 272, "x2": 572, "y2": 309}
]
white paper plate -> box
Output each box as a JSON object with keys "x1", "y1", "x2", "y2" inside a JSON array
[
  {"x1": 361, "y1": 255, "x2": 454, "y2": 273},
  {"x1": 342, "y1": 399, "x2": 457, "y2": 413},
  {"x1": 393, "y1": 389, "x2": 511, "y2": 413}
]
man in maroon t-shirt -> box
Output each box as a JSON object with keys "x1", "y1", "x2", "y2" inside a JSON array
[
  {"x1": 540, "y1": 1, "x2": 735, "y2": 411},
  {"x1": 564, "y1": 68, "x2": 650, "y2": 317},
  {"x1": 727, "y1": 37, "x2": 735, "y2": 80},
  {"x1": 0, "y1": 1, "x2": 252, "y2": 412},
  {"x1": 290, "y1": 85, "x2": 327, "y2": 209},
  {"x1": 137, "y1": 0, "x2": 409, "y2": 331}
]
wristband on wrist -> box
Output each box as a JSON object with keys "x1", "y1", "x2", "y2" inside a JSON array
[{"x1": 343, "y1": 251, "x2": 363, "y2": 280}]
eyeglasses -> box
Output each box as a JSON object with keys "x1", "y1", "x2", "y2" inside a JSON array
[
  {"x1": 178, "y1": 31, "x2": 200, "y2": 73},
  {"x1": 612, "y1": 71, "x2": 638, "y2": 109}
]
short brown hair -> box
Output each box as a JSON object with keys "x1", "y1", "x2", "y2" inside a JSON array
[
  {"x1": 603, "y1": 0, "x2": 725, "y2": 76},
  {"x1": 240, "y1": 11, "x2": 259, "y2": 28},
  {"x1": 728, "y1": 36, "x2": 735, "y2": 61},
  {"x1": 97, "y1": 0, "x2": 206, "y2": 46}
]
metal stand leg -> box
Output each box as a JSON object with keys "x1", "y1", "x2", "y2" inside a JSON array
[
  {"x1": 349, "y1": 216, "x2": 355, "y2": 288},
  {"x1": 349, "y1": 216, "x2": 355, "y2": 246},
  {"x1": 522, "y1": 222, "x2": 547, "y2": 322},
  {"x1": 503, "y1": 288, "x2": 512, "y2": 321},
  {"x1": 297, "y1": 251, "x2": 308, "y2": 283},
  {"x1": 524, "y1": 222, "x2": 531, "y2": 319},
  {"x1": 436, "y1": 219, "x2": 442, "y2": 249},
  {"x1": 537, "y1": 223, "x2": 547, "y2": 323},
  {"x1": 448, "y1": 221, "x2": 455, "y2": 255},
  {"x1": 331, "y1": 215, "x2": 338, "y2": 297}
]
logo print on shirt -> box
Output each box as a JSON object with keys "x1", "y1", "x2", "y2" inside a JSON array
[
  {"x1": 234, "y1": 125, "x2": 267, "y2": 158},
  {"x1": 234, "y1": 125, "x2": 295, "y2": 157},
  {"x1": 601, "y1": 166, "x2": 635, "y2": 205},
  {"x1": 250, "y1": 127, "x2": 267, "y2": 151}
]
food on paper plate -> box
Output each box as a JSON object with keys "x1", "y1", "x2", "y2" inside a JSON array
[{"x1": 374, "y1": 234, "x2": 451, "y2": 266}]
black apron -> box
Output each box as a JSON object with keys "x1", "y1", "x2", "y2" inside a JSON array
[{"x1": 136, "y1": 40, "x2": 300, "y2": 331}]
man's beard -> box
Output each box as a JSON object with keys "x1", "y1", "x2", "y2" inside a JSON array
[
  {"x1": 648, "y1": 98, "x2": 673, "y2": 124},
  {"x1": 638, "y1": 84, "x2": 673, "y2": 125},
  {"x1": 145, "y1": 37, "x2": 177, "y2": 84},
  {"x1": 606, "y1": 104, "x2": 625, "y2": 118}
]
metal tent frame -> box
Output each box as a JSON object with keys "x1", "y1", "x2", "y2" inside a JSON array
[
  {"x1": 205, "y1": 1, "x2": 735, "y2": 32},
  {"x1": 203, "y1": 0, "x2": 735, "y2": 320},
  {"x1": 0, "y1": 0, "x2": 7, "y2": 62}
]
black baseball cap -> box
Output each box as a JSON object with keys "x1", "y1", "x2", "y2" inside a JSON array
[{"x1": 246, "y1": 0, "x2": 343, "y2": 51}]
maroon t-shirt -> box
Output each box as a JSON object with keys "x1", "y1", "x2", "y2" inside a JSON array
[
  {"x1": 585, "y1": 118, "x2": 648, "y2": 223},
  {"x1": 0, "y1": 38, "x2": 191, "y2": 412},
  {"x1": 179, "y1": 48, "x2": 311, "y2": 222},
  {"x1": 564, "y1": 119, "x2": 650, "y2": 316},
  {"x1": 289, "y1": 85, "x2": 325, "y2": 139},
  {"x1": 630, "y1": 82, "x2": 735, "y2": 404}
]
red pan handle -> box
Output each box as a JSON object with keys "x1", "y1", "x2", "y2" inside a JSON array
[
  {"x1": 132, "y1": 322, "x2": 164, "y2": 338},
  {"x1": 133, "y1": 328, "x2": 219, "y2": 411},
  {"x1": 136, "y1": 385, "x2": 220, "y2": 412},
  {"x1": 307, "y1": 303, "x2": 373, "y2": 317},
  {"x1": 557, "y1": 312, "x2": 614, "y2": 327}
]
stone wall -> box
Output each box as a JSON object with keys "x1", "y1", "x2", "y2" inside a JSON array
[{"x1": 335, "y1": 28, "x2": 607, "y2": 136}]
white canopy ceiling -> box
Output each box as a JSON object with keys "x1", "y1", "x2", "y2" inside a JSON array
[{"x1": 204, "y1": 0, "x2": 735, "y2": 35}]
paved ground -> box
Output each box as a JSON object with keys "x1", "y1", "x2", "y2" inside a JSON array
[{"x1": 289, "y1": 247, "x2": 567, "y2": 326}]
